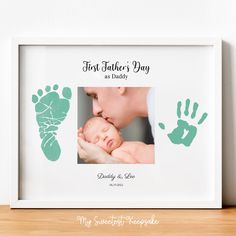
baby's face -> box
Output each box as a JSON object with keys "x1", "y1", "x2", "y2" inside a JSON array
[{"x1": 84, "y1": 117, "x2": 123, "y2": 153}]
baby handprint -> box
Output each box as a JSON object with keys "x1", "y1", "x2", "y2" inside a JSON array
[{"x1": 159, "y1": 99, "x2": 208, "y2": 147}]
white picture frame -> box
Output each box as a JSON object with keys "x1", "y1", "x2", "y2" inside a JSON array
[{"x1": 11, "y1": 37, "x2": 222, "y2": 208}]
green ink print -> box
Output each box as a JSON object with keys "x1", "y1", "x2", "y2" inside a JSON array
[
  {"x1": 159, "y1": 99, "x2": 208, "y2": 147},
  {"x1": 32, "y1": 85, "x2": 72, "y2": 161},
  {"x1": 45, "y1": 85, "x2": 51, "y2": 92},
  {"x1": 168, "y1": 119, "x2": 197, "y2": 147},
  {"x1": 53, "y1": 84, "x2": 59, "y2": 90},
  {"x1": 184, "y1": 98, "x2": 190, "y2": 116},
  {"x1": 177, "y1": 101, "x2": 182, "y2": 118},
  {"x1": 198, "y1": 112, "x2": 208, "y2": 125},
  {"x1": 62, "y1": 87, "x2": 72, "y2": 99},
  {"x1": 191, "y1": 102, "x2": 198, "y2": 119},
  {"x1": 37, "y1": 89, "x2": 43, "y2": 96},
  {"x1": 32, "y1": 95, "x2": 38, "y2": 103},
  {"x1": 158, "y1": 122, "x2": 165, "y2": 130}
]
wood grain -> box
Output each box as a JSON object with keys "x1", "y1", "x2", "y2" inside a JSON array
[{"x1": 0, "y1": 206, "x2": 235, "y2": 236}]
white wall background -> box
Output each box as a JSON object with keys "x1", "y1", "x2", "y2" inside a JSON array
[{"x1": 0, "y1": 0, "x2": 235, "y2": 205}]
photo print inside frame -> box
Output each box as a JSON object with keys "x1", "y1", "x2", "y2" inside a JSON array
[
  {"x1": 12, "y1": 39, "x2": 221, "y2": 208},
  {"x1": 77, "y1": 87, "x2": 155, "y2": 164}
]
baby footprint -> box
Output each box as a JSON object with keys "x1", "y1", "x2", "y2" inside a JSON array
[{"x1": 32, "y1": 85, "x2": 72, "y2": 161}]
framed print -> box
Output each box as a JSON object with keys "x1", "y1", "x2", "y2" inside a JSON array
[{"x1": 11, "y1": 38, "x2": 222, "y2": 208}]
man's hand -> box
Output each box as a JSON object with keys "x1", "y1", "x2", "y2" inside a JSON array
[
  {"x1": 77, "y1": 137, "x2": 108, "y2": 163},
  {"x1": 77, "y1": 129, "x2": 124, "y2": 164}
]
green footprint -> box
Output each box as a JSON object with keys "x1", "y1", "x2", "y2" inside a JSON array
[
  {"x1": 32, "y1": 85, "x2": 72, "y2": 161},
  {"x1": 159, "y1": 99, "x2": 208, "y2": 147}
]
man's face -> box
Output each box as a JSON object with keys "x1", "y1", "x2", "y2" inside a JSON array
[
  {"x1": 83, "y1": 117, "x2": 123, "y2": 153},
  {"x1": 84, "y1": 87, "x2": 134, "y2": 128}
]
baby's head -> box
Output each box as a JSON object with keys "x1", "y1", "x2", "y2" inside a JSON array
[{"x1": 83, "y1": 117, "x2": 123, "y2": 154}]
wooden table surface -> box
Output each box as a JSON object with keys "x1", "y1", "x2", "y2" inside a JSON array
[{"x1": 0, "y1": 206, "x2": 235, "y2": 236}]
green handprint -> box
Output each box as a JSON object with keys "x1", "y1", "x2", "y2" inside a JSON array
[{"x1": 159, "y1": 99, "x2": 208, "y2": 147}]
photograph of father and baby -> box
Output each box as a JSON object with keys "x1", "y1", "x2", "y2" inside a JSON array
[{"x1": 77, "y1": 87, "x2": 155, "y2": 164}]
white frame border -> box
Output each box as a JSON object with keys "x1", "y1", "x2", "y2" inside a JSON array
[{"x1": 11, "y1": 37, "x2": 222, "y2": 208}]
